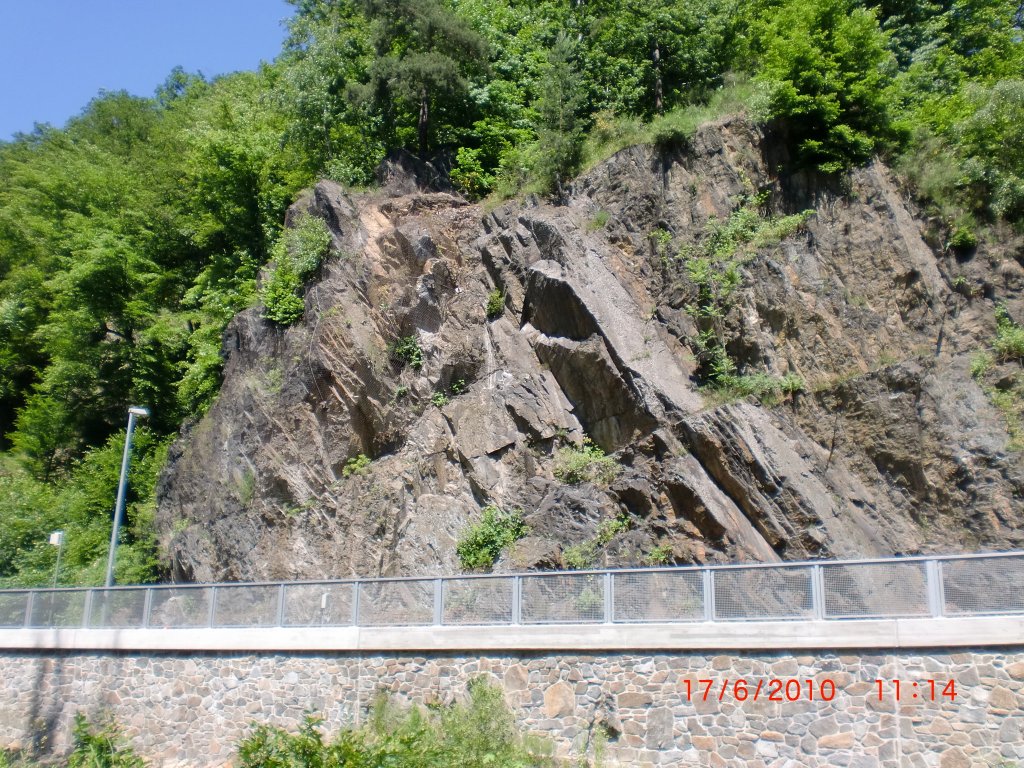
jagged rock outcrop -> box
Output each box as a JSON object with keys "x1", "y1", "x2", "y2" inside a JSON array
[{"x1": 156, "y1": 117, "x2": 1024, "y2": 583}]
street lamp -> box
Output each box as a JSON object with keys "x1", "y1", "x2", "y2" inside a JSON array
[
  {"x1": 49, "y1": 530, "x2": 64, "y2": 589},
  {"x1": 103, "y1": 406, "x2": 149, "y2": 588}
]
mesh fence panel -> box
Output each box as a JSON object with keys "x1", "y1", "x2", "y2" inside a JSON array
[
  {"x1": 613, "y1": 570, "x2": 704, "y2": 622},
  {"x1": 942, "y1": 556, "x2": 1024, "y2": 615},
  {"x1": 442, "y1": 577, "x2": 514, "y2": 625},
  {"x1": 521, "y1": 573, "x2": 604, "y2": 623},
  {"x1": 28, "y1": 590, "x2": 87, "y2": 628},
  {"x1": 357, "y1": 579, "x2": 434, "y2": 626},
  {"x1": 0, "y1": 592, "x2": 29, "y2": 627},
  {"x1": 713, "y1": 567, "x2": 813, "y2": 620},
  {"x1": 822, "y1": 561, "x2": 929, "y2": 617},
  {"x1": 89, "y1": 589, "x2": 148, "y2": 628},
  {"x1": 148, "y1": 587, "x2": 214, "y2": 628},
  {"x1": 212, "y1": 585, "x2": 281, "y2": 627},
  {"x1": 282, "y1": 583, "x2": 355, "y2": 626}
]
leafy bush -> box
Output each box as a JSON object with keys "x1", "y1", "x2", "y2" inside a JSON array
[
  {"x1": 645, "y1": 544, "x2": 673, "y2": 566},
  {"x1": 237, "y1": 681, "x2": 554, "y2": 768},
  {"x1": 595, "y1": 512, "x2": 631, "y2": 545},
  {"x1": 587, "y1": 210, "x2": 610, "y2": 231},
  {"x1": 342, "y1": 454, "x2": 372, "y2": 477},
  {"x1": 451, "y1": 147, "x2": 495, "y2": 200},
  {"x1": 552, "y1": 439, "x2": 620, "y2": 486},
  {"x1": 431, "y1": 392, "x2": 450, "y2": 408},
  {"x1": 261, "y1": 215, "x2": 332, "y2": 326},
  {"x1": 752, "y1": 0, "x2": 896, "y2": 172},
  {"x1": 485, "y1": 288, "x2": 505, "y2": 320},
  {"x1": 563, "y1": 541, "x2": 599, "y2": 570},
  {"x1": 390, "y1": 335, "x2": 424, "y2": 370},
  {"x1": 994, "y1": 306, "x2": 1024, "y2": 362},
  {"x1": 970, "y1": 351, "x2": 995, "y2": 380},
  {"x1": 456, "y1": 505, "x2": 529, "y2": 571},
  {"x1": 261, "y1": 261, "x2": 306, "y2": 325},
  {"x1": 948, "y1": 226, "x2": 977, "y2": 251},
  {"x1": 67, "y1": 713, "x2": 144, "y2": 768}
]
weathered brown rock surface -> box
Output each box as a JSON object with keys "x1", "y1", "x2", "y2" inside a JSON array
[{"x1": 156, "y1": 117, "x2": 1024, "y2": 583}]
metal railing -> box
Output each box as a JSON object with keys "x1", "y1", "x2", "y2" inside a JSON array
[{"x1": 1, "y1": 551, "x2": 1022, "y2": 631}]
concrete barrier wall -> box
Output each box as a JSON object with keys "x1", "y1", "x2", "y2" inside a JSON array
[{"x1": 3, "y1": 647, "x2": 1023, "y2": 767}]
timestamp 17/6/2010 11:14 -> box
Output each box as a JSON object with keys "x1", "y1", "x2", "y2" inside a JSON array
[{"x1": 679, "y1": 679, "x2": 958, "y2": 703}]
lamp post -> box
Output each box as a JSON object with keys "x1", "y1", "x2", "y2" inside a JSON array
[
  {"x1": 49, "y1": 530, "x2": 64, "y2": 589},
  {"x1": 103, "y1": 406, "x2": 149, "y2": 588}
]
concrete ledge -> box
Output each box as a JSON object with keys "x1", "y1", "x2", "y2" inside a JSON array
[{"x1": 0, "y1": 616, "x2": 1020, "y2": 652}]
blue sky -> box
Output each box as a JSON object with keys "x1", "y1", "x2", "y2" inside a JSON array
[{"x1": 0, "y1": 1, "x2": 293, "y2": 140}]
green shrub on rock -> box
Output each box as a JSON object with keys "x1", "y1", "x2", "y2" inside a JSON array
[
  {"x1": 553, "y1": 439, "x2": 620, "y2": 486},
  {"x1": 456, "y1": 505, "x2": 529, "y2": 570}
]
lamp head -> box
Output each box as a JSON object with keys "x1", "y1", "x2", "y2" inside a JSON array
[{"x1": 128, "y1": 406, "x2": 150, "y2": 417}]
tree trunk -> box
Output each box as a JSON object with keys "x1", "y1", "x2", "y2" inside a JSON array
[
  {"x1": 418, "y1": 86, "x2": 429, "y2": 156},
  {"x1": 653, "y1": 41, "x2": 664, "y2": 115}
]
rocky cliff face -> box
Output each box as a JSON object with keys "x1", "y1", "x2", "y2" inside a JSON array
[{"x1": 156, "y1": 118, "x2": 1024, "y2": 583}]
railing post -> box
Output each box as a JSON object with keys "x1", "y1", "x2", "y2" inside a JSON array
[
  {"x1": 433, "y1": 579, "x2": 444, "y2": 626},
  {"x1": 142, "y1": 588, "x2": 154, "y2": 628},
  {"x1": 603, "y1": 572, "x2": 613, "y2": 623},
  {"x1": 208, "y1": 586, "x2": 218, "y2": 628},
  {"x1": 24, "y1": 591, "x2": 34, "y2": 628},
  {"x1": 926, "y1": 560, "x2": 944, "y2": 617},
  {"x1": 83, "y1": 590, "x2": 94, "y2": 628},
  {"x1": 351, "y1": 582, "x2": 361, "y2": 626},
  {"x1": 811, "y1": 565, "x2": 825, "y2": 620},
  {"x1": 703, "y1": 569, "x2": 715, "y2": 622},
  {"x1": 276, "y1": 584, "x2": 287, "y2": 627},
  {"x1": 511, "y1": 576, "x2": 522, "y2": 625}
]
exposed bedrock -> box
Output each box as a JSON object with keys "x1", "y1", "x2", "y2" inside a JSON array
[{"x1": 156, "y1": 117, "x2": 1023, "y2": 583}]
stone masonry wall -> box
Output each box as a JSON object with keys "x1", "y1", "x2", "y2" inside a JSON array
[{"x1": 2, "y1": 649, "x2": 1023, "y2": 767}]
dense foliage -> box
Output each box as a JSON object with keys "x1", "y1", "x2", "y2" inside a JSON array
[{"x1": 0, "y1": 0, "x2": 1020, "y2": 585}]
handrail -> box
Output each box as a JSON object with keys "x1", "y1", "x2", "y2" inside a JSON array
[{"x1": 0, "y1": 550, "x2": 1020, "y2": 630}]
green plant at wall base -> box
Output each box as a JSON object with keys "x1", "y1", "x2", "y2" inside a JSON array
[
  {"x1": 391, "y1": 335, "x2": 424, "y2": 370},
  {"x1": 342, "y1": 454, "x2": 372, "y2": 477},
  {"x1": 67, "y1": 714, "x2": 144, "y2": 768},
  {"x1": 553, "y1": 439, "x2": 620, "y2": 486},
  {"x1": 456, "y1": 506, "x2": 529, "y2": 571},
  {"x1": 238, "y1": 681, "x2": 555, "y2": 768},
  {"x1": 486, "y1": 288, "x2": 505, "y2": 320}
]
